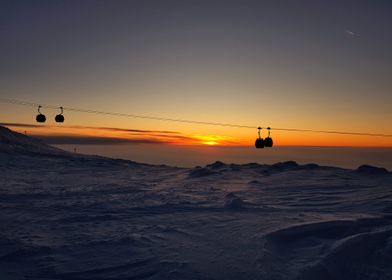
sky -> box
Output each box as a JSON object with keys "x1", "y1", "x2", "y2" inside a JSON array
[{"x1": 0, "y1": 0, "x2": 391, "y2": 147}]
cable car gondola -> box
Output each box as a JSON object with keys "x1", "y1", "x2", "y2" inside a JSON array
[
  {"x1": 36, "y1": 105, "x2": 46, "y2": 123},
  {"x1": 255, "y1": 126, "x2": 273, "y2": 148},
  {"x1": 55, "y1": 107, "x2": 64, "y2": 123},
  {"x1": 264, "y1": 127, "x2": 273, "y2": 147},
  {"x1": 255, "y1": 127, "x2": 265, "y2": 148}
]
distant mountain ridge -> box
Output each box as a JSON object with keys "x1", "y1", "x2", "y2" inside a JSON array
[{"x1": 0, "y1": 125, "x2": 65, "y2": 155}]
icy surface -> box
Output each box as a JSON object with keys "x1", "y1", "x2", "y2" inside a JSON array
[{"x1": 1, "y1": 127, "x2": 392, "y2": 279}]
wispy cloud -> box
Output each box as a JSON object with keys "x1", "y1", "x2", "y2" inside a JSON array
[
  {"x1": 69, "y1": 125, "x2": 180, "y2": 134},
  {"x1": 1, "y1": 122, "x2": 241, "y2": 146},
  {"x1": 345, "y1": 29, "x2": 356, "y2": 37},
  {"x1": 0, "y1": 122, "x2": 42, "y2": 128},
  {"x1": 0, "y1": 123, "x2": 179, "y2": 134},
  {"x1": 37, "y1": 135, "x2": 168, "y2": 145}
]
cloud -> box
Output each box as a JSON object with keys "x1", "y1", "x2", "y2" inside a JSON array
[
  {"x1": 37, "y1": 135, "x2": 169, "y2": 145},
  {"x1": 1, "y1": 122, "x2": 240, "y2": 146},
  {"x1": 1, "y1": 122, "x2": 183, "y2": 144},
  {"x1": 36, "y1": 133, "x2": 216, "y2": 145},
  {"x1": 93, "y1": 126, "x2": 179, "y2": 134},
  {"x1": 0, "y1": 122, "x2": 42, "y2": 128},
  {"x1": 1, "y1": 122, "x2": 180, "y2": 135},
  {"x1": 345, "y1": 29, "x2": 356, "y2": 36}
]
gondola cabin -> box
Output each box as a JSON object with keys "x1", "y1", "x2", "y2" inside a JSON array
[
  {"x1": 55, "y1": 107, "x2": 64, "y2": 123},
  {"x1": 255, "y1": 127, "x2": 265, "y2": 148},
  {"x1": 55, "y1": 114, "x2": 64, "y2": 123},
  {"x1": 255, "y1": 138, "x2": 265, "y2": 148},
  {"x1": 36, "y1": 114, "x2": 46, "y2": 123},
  {"x1": 264, "y1": 137, "x2": 273, "y2": 147},
  {"x1": 36, "y1": 106, "x2": 46, "y2": 123}
]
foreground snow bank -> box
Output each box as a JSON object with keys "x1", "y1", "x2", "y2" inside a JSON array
[{"x1": 264, "y1": 216, "x2": 392, "y2": 280}]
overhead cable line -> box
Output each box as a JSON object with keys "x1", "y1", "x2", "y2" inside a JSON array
[{"x1": 0, "y1": 97, "x2": 391, "y2": 138}]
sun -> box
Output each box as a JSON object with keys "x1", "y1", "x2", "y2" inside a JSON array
[
  {"x1": 202, "y1": 140, "x2": 218, "y2": 146},
  {"x1": 190, "y1": 134, "x2": 240, "y2": 146},
  {"x1": 196, "y1": 135, "x2": 221, "y2": 146}
]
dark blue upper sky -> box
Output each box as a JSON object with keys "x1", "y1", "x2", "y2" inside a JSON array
[{"x1": 1, "y1": 0, "x2": 391, "y2": 139}]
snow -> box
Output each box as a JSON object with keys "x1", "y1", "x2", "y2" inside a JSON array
[
  {"x1": 0, "y1": 126, "x2": 64, "y2": 155},
  {"x1": 1, "y1": 126, "x2": 392, "y2": 279}
]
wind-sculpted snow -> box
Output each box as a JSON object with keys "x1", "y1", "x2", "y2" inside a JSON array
[
  {"x1": 263, "y1": 217, "x2": 392, "y2": 280},
  {"x1": 1, "y1": 129, "x2": 392, "y2": 279}
]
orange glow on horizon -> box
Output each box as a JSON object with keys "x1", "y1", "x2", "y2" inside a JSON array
[{"x1": 2, "y1": 123, "x2": 392, "y2": 147}]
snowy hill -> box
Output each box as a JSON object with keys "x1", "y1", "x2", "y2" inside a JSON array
[
  {"x1": 0, "y1": 125, "x2": 65, "y2": 155},
  {"x1": 0, "y1": 126, "x2": 391, "y2": 280}
]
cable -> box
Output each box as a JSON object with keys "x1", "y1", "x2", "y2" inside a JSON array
[
  {"x1": 0, "y1": 97, "x2": 255, "y2": 129},
  {"x1": 1, "y1": 97, "x2": 391, "y2": 138}
]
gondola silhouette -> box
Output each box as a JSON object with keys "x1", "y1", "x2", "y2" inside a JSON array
[
  {"x1": 255, "y1": 127, "x2": 265, "y2": 148},
  {"x1": 36, "y1": 106, "x2": 46, "y2": 123},
  {"x1": 255, "y1": 127, "x2": 273, "y2": 148},
  {"x1": 33, "y1": 103, "x2": 275, "y2": 148},
  {"x1": 55, "y1": 107, "x2": 64, "y2": 123},
  {"x1": 264, "y1": 127, "x2": 273, "y2": 147},
  {"x1": 36, "y1": 106, "x2": 65, "y2": 123}
]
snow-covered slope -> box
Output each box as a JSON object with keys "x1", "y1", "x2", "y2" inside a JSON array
[
  {"x1": 1, "y1": 127, "x2": 391, "y2": 280},
  {"x1": 0, "y1": 125, "x2": 65, "y2": 155}
]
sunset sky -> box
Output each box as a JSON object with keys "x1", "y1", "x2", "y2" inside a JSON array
[{"x1": 1, "y1": 0, "x2": 391, "y2": 147}]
